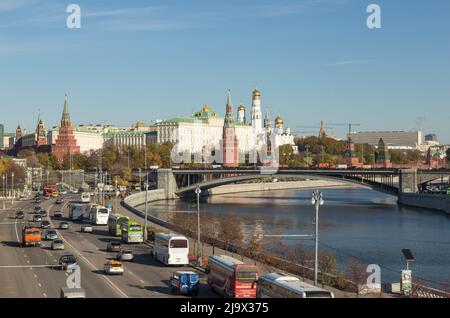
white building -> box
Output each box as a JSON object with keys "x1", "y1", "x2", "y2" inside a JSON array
[
  {"x1": 152, "y1": 87, "x2": 297, "y2": 163},
  {"x1": 47, "y1": 129, "x2": 104, "y2": 153}
]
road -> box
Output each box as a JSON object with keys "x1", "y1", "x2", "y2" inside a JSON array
[{"x1": 0, "y1": 196, "x2": 217, "y2": 298}]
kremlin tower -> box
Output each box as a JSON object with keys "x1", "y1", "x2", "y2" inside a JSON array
[
  {"x1": 52, "y1": 94, "x2": 80, "y2": 163},
  {"x1": 36, "y1": 114, "x2": 47, "y2": 147},
  {"x1": 222, "y1": 90, "x2": 239, "y2": 167}
]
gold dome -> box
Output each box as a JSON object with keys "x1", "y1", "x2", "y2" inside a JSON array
[
  {"x1": 237, "y1": 103, "x2": 245, "y2": 111},
  {"x1": 202, "y1": 104, "x2": 211, "y2": 112},
  {"x1": 274, "y1": 114, "x2": 283, "y2": 126},
  {"x1": 252, "y1": 88, "x2": 261, "y2": 97}
]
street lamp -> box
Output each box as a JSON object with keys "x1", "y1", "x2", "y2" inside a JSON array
[
  {"x1": 2, "y1": 175, "x2": 5, "y2": 210},
  {"x1": 144, "y1": 181, "x2": 149, "y2": 241},
  {"x1": 11, "y1": 172, "x2": 14, "y2": 204},
  {"x1": 311, "y1": 190, "x2": 324, "y2": 286},
  {"x1": 195, "y1": 184, "x2": 202, "y2": 266}
]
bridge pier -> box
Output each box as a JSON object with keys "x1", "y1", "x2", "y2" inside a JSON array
[{"x1": 157, "y1": 169, "x2": 177, "y2": 200}]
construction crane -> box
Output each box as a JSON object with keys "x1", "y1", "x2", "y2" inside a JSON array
[{"x1": 327, "y1": 123, "x2": 361, "y2": 135}]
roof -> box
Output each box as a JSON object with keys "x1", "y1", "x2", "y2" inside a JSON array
[
  {"x1": 155, "y1": 232, "x2": 187, "y2": 241},
  {"x1": 209, "y1": 255, "x2": 245, "y2": 269},
  {"x1": 260, "y1": 272, "x2": 332, "y2": 294}
]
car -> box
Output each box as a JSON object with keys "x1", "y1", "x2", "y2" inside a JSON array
[
  {"x1": 60, "y1": 287, "x2": 86, "y2": 298},
  {"x1": 51, "y1": 239, "x2": 65, "y2": 250},
  {"x1": 35, "y1": 198, "x2": 42, "y2": 203},
  {"x1": 45, "y1": 229, "x2": 58, "y2": 241},
  {"x1": 40, "y1": 220, "x2": 51, "y2": 229},
  {"x1": 32, "y1": 214, "x2": 42, "y2": 222},
  {"x1": 59, "y1": 221, "x2": 70, "y2": 229},
  {"x1": 40, "y1": 210, "x2": 48, "y2": 217},
  {"x1": 53, "y1": 211, "x2": 63, "y2": 218},
  {"x1": 70, "y1": 189, "x2": 79, "y2": 194},
  {"x1": 15, "y1": 211, "x2": 25, "y2": 219},
  {"x1": 117, "y1": 250, "x2": 134, "y2": 262},
  {"x1": 59, "y1": 189, "x2": 68, "y2": 195},
  {"x1": 107, "y1": 241, "x2": 122, "y2": 252},
  {"x1": 34, "y1": 206, "x2": 42, "y2": 213},
  {"x1": 80, "y1": 225, "x2": 93, "y2": 233},
  {"x1": 103, "y1": 260, "x2": 124, "y2": 275},
  {"x1": 59, "y1": 254, "x2": 77, "y2": 270},
  {"x1": 56, "y1": 198, "x2": 64, "y2": 205}
]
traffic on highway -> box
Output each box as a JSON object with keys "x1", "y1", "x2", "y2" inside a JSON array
[{"x1": 0, "y1": 189, "x2": 334, "y2": 299}]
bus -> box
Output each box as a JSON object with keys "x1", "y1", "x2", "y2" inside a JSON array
[
  {"x1": 89, "y1": 205, "x2": 110, "y2": 225},
  {"x1": 121, "y1": 221, "x2": 144, "y2": 243},
  {"x1": 206, "y1": 255, "x2": 258, "y2": 298},
  {"x1": 107, "y1": 214, "x2": 130, "y2": 236},
  {"x1": 43, "y1": 184, "x2": 58, "y2": 198},
  {"x1": 257, "y1": 273, "x2": 335, "y2": 298},
  {"x1": 80, "y1": 192, "x2": 91, "y2": 203},
  {"x1": 153, "y1": 233, "x2": 189, "y2": 265}
]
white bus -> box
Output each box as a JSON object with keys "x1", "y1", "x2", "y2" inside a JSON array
[
  {"x1": 89, "y1": 205, "x2": 110, "y2": 225},
  {"x1": 153, "y1": 233, "x2": 189, "y2": 265},
  {"x1": 80, "y1": 192, "x2": 91, "y2": 203},
  {"x1": 257, "y1": 273, "x2": 335, "y2": 298}
]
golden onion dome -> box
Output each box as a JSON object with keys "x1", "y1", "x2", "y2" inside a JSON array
[
  {"x1": 237, "y1": 103, "x2": 245, "y2": 111},
  {"x1": 274, "y1": 114, "x2": 283, "y2": 126},
  {"x1": 202, "y1": 104, "x2": 211, "y2": 113},
  {"x1": 252, "y1": 88, "x2": 261, "y2": 97}
]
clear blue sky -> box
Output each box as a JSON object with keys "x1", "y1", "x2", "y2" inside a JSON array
[{"x1": 1, "y1": 0, "x2": 449, "y2": 142}]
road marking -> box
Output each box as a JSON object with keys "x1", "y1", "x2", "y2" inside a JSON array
[
  {"x1": 34, "y1": 274, "x2": 37, "y2": 278},
  {"x1": 47, "y1": 217, "x2": 129, "y2": 298},
  {"x1": 24, "y1": 254, "x2": 27, "y2": 258},
  {"x1": 140, "y1": 279, "x2": 145, "y2": 284},
  {"x1": 43, "y1": 293, "x2": 47, "y2": 298},
  {"x1": 38, "y1": 283, "x2": 42, "y2": 288},
  {"x1": 26, "y1": 260, "x2": 30, "y2": 264}
]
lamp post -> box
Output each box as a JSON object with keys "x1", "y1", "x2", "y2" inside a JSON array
[
  {"x1": 11, "y1": 172, "x2": 14, "y2": 204},
  {"x1": 2, "y1": 175, "x2": 5, "y2": 210},
  {"x1": 311, "y1": 190, "x2": 324, "y2": 286},
  {"x1": 144, "y1": 181, "x2": 149, "y2": 241},
  {"x1": 195, "y1": 184, "x2": 202, "y2": 266},
  {"x1": 115, "y1": 177, "x2": 119, "y2": 214},
  {"x1": 139, "y1": 168, "x2": 142, "y2": 192}
]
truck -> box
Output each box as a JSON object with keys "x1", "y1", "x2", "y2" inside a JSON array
[
  {"x1": 22, "y1": 226, "x2": 42, "y2": 247},
  {"x1": 68, "y1": 203, "x2": 90, "y2": 221}
]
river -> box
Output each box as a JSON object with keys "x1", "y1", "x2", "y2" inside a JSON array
[{"x1": 143, "y1": 187, "x2": 450, "y2": 287}]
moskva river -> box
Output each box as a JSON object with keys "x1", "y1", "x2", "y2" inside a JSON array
[{"x1": 145, "y1": 187, "x2": 450, "y2": 287}]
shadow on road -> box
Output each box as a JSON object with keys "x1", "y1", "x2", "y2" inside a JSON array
[{"x1": 1, "y1": 240, "x2": 22, "y2": 248}]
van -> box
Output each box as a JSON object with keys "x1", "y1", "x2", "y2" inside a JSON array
[
  {"x1": 60, "y1": 287, "x2": 86, "y2": 298},
  {"x1": 170, "y1": 271, "x2": 200, "y2": 296}
]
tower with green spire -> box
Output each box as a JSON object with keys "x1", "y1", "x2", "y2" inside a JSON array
[
  {"x1": 52, "y1": 93, "x2": 80, "y2": 163},
  {"x1": 222, "y1": 90, "x2": 238, "y2": 167}
]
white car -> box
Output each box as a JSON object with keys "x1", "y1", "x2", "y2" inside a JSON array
[
  {"x1": 103, "y1": 261, "x2": 124, "y2": 275},
  {"x1": 81, "y1": 225, "x2": 93, "y2": 233},
  {"x1": 70, "y1": 189, "x2": 79, "y2": 194}
]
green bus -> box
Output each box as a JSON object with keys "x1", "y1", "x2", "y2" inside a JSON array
[
  {"x1": 108, "y1": 214, "x2": 130, "y2": 236},
  {"x1": 121, "y1": 221, "x2": 144, "y2": 244}
]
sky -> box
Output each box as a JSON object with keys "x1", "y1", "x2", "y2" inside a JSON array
[{"x1": 1, "y1": 0, "x2": 449, "y2": 142}]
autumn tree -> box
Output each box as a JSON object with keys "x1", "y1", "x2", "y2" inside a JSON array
[{"x1": 217, "y1": 214, "x2": 244, "y2": 253}]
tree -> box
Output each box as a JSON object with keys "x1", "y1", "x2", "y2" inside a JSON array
[
  {"x1": 284, "y1": 243, "x2": 314, "y2": 280},
  {"x1": 345, "y1": 258, "x2": 368, "y2": 294},
  {"x1": 217, "y1": 214, "x2": 244, "y2": 253}
]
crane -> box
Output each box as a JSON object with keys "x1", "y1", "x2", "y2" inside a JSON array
[{"x1": 327, "y1": 123, "x2": 361, "y2": 135}]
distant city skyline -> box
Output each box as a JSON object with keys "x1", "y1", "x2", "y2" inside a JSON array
[{"x1": 1, "y1": 0, "x2": 449, "y2": 142}]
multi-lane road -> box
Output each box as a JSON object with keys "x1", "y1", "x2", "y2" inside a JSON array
[{"x1": 0, "y1": 196, "x2": 217, "y2": 298}]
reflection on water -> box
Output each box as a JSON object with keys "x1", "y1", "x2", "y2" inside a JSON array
[{"x1": 142, "y1": 187, "x2": 450, "y2": 286}]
